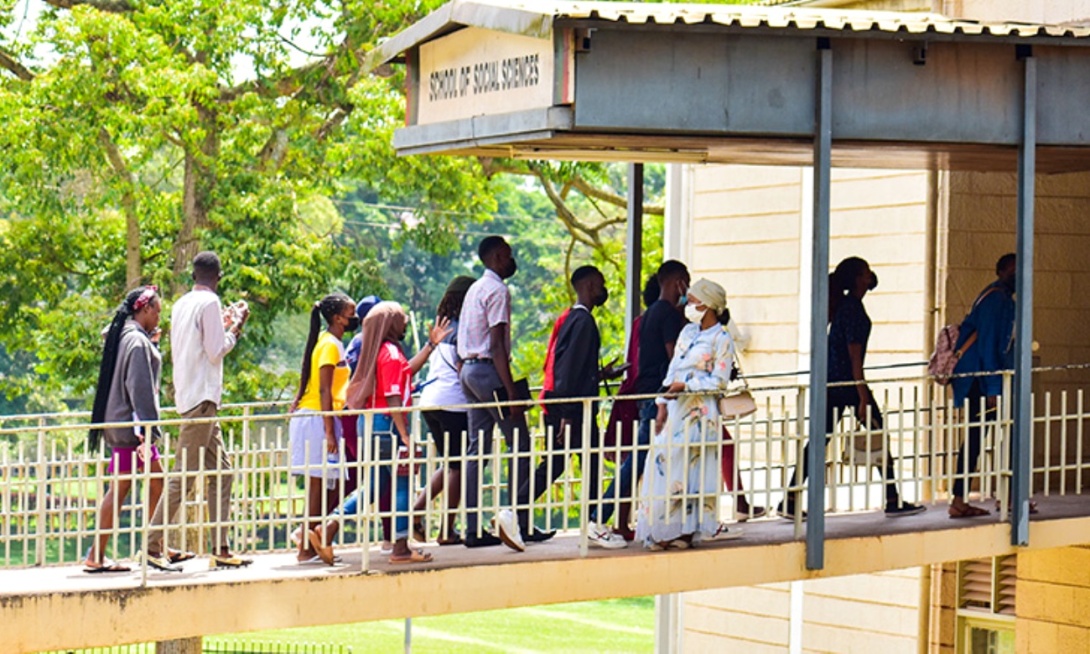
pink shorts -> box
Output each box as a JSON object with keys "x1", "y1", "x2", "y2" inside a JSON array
[{"x1": 108, "y1": 445, "x2": 161, "y2": 474}]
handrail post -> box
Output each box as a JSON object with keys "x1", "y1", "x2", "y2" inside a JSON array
[
  {"x1": 579, "y1": 398, "x2": 592, "y2": 558},
  {"x1": 34, "y1": 417, "x2": 47, "y2": 566}
]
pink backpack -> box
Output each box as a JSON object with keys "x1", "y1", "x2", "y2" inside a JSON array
[
  {"x1": 928, "y1": 324, "x2": 962, "y2": 384},
  {"x1": 928, "y1": 287, "x2": 998, "y2": 384}
]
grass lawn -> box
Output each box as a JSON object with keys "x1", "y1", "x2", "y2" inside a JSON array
[{"x1": 207, "y1": 597, "x2": 654, "y2": 653}]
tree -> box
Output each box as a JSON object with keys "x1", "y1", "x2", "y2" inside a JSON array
[{"x1": 0, "y1": 0, "x2": 496, "y2": 407}]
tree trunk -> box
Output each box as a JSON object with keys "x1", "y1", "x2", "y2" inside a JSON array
[
  {"x1": 99, "y1": 129, "x2": 142, "y2": 289},
  {"x1": 172, "y1": 104, "x2": 219, "y2": 295},
  {"x1": 156, "y1": 636, "x2": 201, "y2": 654}
]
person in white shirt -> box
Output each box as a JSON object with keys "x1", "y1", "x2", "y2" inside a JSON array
[{"x1": 144, "y1": 251, "x2": 251, "y2": 571}]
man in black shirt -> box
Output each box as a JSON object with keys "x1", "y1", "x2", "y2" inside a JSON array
[
  {"x1": 591, "y1": 260, "x2": 690, "y2": 542},
  {"x1": 517, "y1": 266, "x2": 614, "y2": 532}
]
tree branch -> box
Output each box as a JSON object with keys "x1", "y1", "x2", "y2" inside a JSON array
[
  {"x1": 0, "y1": 46, "x2": 34, "y2": 81},
  {"x1": 44, "y1": 0, "x2": 134, "y2": 12},
  {"x1": 570, "y1": 175, "x2": 664, "y2": 216}
]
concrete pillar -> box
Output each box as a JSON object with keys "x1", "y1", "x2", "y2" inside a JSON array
[{"x1": 157, "y1": 637, "x2": 202, "y2": 654}]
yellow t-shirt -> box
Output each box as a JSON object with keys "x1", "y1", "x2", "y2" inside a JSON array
[{"x1": 297, "y1": 332, "x2": 349, "y2": 411}]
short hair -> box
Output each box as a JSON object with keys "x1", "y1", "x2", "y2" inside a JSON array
[
  {"x1": 656, "y1": 259, "x2": 688, "y2": 284},
  {"x1": 478, "y1": 236, "x2": 508, "y2": 263},
  {"x1": 996, "y1": 252, "x2": 1016, "y2": 275},
  {"x1": 192, "y1": 251, "x2": 221, "y2": 283},
  {"x1": 642, "y1": 274, "x2": 660, "y2": 308},
  {"x1": 570, "y1": 265, "x2": 601, "y2": 288}
]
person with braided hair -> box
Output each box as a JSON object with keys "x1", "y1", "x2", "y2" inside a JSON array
[
  {"x1": 83, "y1": 286, "x2": 165, "y2": 573},
  {"x1": 288, "y1": 293, "x2": 357, "y2": 563}
]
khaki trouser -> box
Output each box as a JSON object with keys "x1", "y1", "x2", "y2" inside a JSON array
[{"x1": 147, "y1": 401, "x2": 234, "y2": 552}]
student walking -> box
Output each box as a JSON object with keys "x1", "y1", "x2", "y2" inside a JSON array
[
  {"x1": 779, "y1": 257, "x2": 925, "y2": 520},
  {"x1": 412, "y1": 276, "x2": 476, "y2": 545},
  {"x1": 948, "y1": 253, "x2": 1019, "y2": 518},
  {"x1": 145, "y1": 251, "x2": 251, "y2": 571},
  {"x1": 457, "y1": 236, "x2": 534, "y2": 551},
  {"x1": 289, "y1": 294, "x2": 356, "y2": 563},
  {"x1": 636, "y1": 279, "x2": 741, "y2": 549},
  {"x1": 84, "y1": 286, "x2": 167, "y2": 573}
]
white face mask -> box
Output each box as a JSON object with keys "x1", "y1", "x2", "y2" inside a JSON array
[{"x1": 684, "y1": 304, "x2": 707, "y2": 324}]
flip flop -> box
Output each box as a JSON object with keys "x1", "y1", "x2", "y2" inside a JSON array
[
  {"x1": 83, "y1": 560, "x2": 131, "y2": 574},
  {"x1": 949, "y1": 503, "x2": 990, "y2": 519},
  {"x1": 666, "y1": 539, "x2": 691, "y2": 550},
  {"x1": 412, "y1": 521, "x2": 428, "y2": 543},
  {"x1": 307, "y1": 530, "x2": 336, "y2": 566},
  {"x1": 389, "y1": 548, "x2": 433, "y2": 564}
]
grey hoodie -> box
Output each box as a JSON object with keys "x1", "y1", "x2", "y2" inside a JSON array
[{"x1": 102, "y1": 320, "x2": 162, "y2": 449}]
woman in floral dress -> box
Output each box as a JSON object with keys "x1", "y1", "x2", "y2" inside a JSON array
[{"x1": 636, "y1": 278, "x2": 741, "y2": 550}]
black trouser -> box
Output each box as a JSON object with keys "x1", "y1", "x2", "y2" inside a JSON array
[
  {"x1": 516, "y1": 408, "x2": 602, "y2": 520},
  {"x1": 786, "y1": 385, "x2": 901, "y2": 507},
  {"x1": 952, "y1": 379, "x2": 988, "y2": 499}
]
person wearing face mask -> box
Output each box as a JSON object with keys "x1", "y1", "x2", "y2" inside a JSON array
[
  {"x1": 519, "y1": 266, "x2": 623, "y2": 546},
  {"x1": 779, "y1": 257, "x2": 926, "y2": 520},
  {"x1": 595, "y1": 260, "x2": 691, "y2": 539},
  {"x1": 636, "y1": 278, "x2": 741, "y2": 549},
  {"x1": 287, "y1": 293, "x2": 356, "y2": 563},
  {"x1": 455, "y1": 235, "x2": 541, "y2": 551},
  {"x1": 948, "y1": 253, "x2": 1018, "y2": 518}
]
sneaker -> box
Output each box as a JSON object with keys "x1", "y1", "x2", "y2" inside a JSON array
[
  {"x1": 777, "y1": 502, "x2": 807, "y2": 521},
  {"x1": 709, "y1": 523, "x2": 744, "y2": 541},
  {"x1": 885, "y1": 501, "x2": 927, "y2": 518},
  {"x1": 463, "y1": 532, "x2": 503, "y2": 548},
  {"x1": 494, "y1": 509, "x2": 525, "y2": 552},
  {"x1": 142, "y1": 552, "x2": 182, "y2": 573},
  {"x1": 587, "y1": 522, "x2": 628, "y2": 550},
  {"x1": 525, "y1": 527, "x2": 556, "y2": 543},
  {"x1": 733, "y1": 506, "x2": 768, "y2": 522},
  {"x1": 290, "y1": 526, "x2": 303, "y2": 546}
]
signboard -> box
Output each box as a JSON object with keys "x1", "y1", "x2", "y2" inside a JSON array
[{"x1": 414, "y1": 27, "x2": 559, "y2": 125}]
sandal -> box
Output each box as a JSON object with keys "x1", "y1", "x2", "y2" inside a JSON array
[
  {"x1": 307, "y1": 530, "x2": 336, "y2": 566},
  {"x1": 949, "y1": 503, "x2": 990, "y2": 519},
  {"x1": 83, "y1": 559, "x2": 132, "y2": 574},
  {"x1": 390, "y1": 548, "x2": 433, "y2": 564},
  {"x1": 412, "y1": 521, "x2": 428, "y2": 543},
  {"x1": 168, "y1": 550, "x2": 197, "y2": 564},
  {"x1": 666, "y1": 539, "x2": 691, "y2": 550},
  {"x1": 994, "y1": 500, "x2": 1039, "y2": 514}
]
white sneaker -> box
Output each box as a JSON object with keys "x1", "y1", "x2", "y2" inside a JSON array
[
  {"x1": 495, "y1": 509, "x2": 525, "y2": 552},
  {"x1": 290, "y1": 527, "x2": 303, "y2": 546},
  {"x1": 587, "y1": 522, "x2": 628, "y2": 550},
  {"x1": 709, "y1": 523, "x2": 743, "y2": 541}
]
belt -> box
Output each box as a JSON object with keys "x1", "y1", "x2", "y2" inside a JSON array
[{"x1": 463, "y1": 357, "x2": 493, "y2": 365}]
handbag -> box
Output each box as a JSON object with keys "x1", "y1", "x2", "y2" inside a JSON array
[{"x1": 718, "y1": 354, "x2": 757, "y2": 420}]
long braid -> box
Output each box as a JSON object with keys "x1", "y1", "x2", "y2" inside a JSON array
[{"x1": 89, "y1": 286, "x2": 157, "y2": 452}]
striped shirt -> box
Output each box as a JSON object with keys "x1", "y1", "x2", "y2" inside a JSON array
[{"x1": 457, "y1": 269, "x2": 511, "y2": 360}]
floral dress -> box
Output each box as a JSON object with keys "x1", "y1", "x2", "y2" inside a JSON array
[{"x1": 636, "y1": 322, "x2": 735, "y2": 547}]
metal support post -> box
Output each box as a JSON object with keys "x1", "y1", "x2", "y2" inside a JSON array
[
  {"x1": 626, "y1": 163, "x2": 645, "y2": 335},
  {"x1": 1011, "y1": 47, "x2": 1036, "y2": 546},
  {"x1": 805, "y1": 38, "x2": 833, "y2": 571}
]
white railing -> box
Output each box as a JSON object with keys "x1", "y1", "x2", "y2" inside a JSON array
[{"x1": 0, "y1": 368, "x2": 1084, "y2": 579}]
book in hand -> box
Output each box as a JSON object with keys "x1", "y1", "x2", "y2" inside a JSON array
[{"x1": 493, "y1": 378, "x2": 531, "y2": 420}]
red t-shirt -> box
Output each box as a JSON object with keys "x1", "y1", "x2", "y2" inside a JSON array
[{"x1": 366, "y1": 342, "x2": 413, "y2": 410}]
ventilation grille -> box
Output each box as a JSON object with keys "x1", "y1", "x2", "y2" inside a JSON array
[{"x1": 958, "y1": 555, "x2": 1017, "y2": 616}]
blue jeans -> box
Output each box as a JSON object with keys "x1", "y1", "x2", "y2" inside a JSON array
[
  {"x1": 338, "y1": 414, "x2": 408, "y2": 540},
  {"x1": 592, "y1": 399, "x2": 656, "y2": 525}
]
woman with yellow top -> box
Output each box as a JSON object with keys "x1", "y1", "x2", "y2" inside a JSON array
[{"x1": 289, "y1": 293, "x2": 356, "y2": 563}]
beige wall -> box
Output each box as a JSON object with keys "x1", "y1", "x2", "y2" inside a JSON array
[
  {"x1": 1016, "y1": 546, "x2": 1090, "y2": 651},
  {"x1": 687, "y1": 164, "x2": 932, "y2": 382},
  {"x1": 681, "y1": 569, "x2": 922, "y2": 653}
]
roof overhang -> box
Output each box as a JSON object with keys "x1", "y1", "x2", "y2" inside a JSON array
[{"x1": 372, "y1": 0, "x2": 1090, "y2": 171}]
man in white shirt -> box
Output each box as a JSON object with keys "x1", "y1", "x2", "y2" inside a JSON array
[{"x1": 145, "y1": 251, "x2": 250, "y2": 571}]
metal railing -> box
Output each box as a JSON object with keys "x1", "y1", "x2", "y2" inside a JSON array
[{"x1": 1, "y1": 367, "x2": 1085, "y2": 580}]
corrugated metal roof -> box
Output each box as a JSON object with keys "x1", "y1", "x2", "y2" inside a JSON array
[
  {"x1": 368, "y1": 0, "x2": 1090, "y2": 70},
  {"x1": 547, "y1": 1, "x2": 1090, "y2": 38}
]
